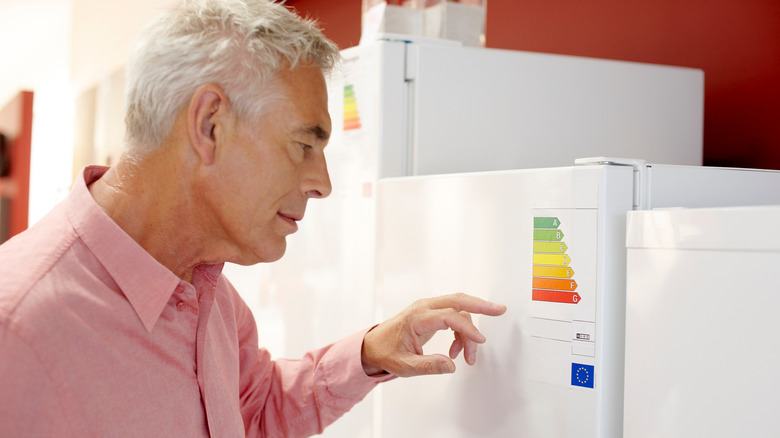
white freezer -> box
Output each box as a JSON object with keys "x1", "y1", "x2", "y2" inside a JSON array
[
  {"x1": 375, "y1": 160, "x2": 780, "y2": 437},
  {"x1": 330, "y1": 36, "x2": 704, "y2": 178},
  {"x1": 623, "y1": 205, "x2": 780, "y2": 437}
]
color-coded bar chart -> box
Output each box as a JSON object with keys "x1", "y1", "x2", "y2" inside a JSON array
[
  {"x1": 532, "y1": 216, "x2": 581, "y2": 304},
  {"x1": 343, "y1": 84, "x2": 362, "y2": 131}
]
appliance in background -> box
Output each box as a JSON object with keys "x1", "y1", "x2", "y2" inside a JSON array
[
  {"x1": 224, "y1": 35, "x2": 704, "y2": 438},
  {"x1": 623, "y1": 205, "x2": 780, "y2": 437},
  {"x1": 360, "y1": 0, "x2": 487, "y2": 47},
  {"x1": 331, "y1": 35, "x2": 703, "y2": 179},
  {"x1": 374, "y1": 159, "x2": 780, "y2": 437}
]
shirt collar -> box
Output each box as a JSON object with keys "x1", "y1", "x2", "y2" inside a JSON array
[{"x1": 66, "y1": 165, "x2": 183, "y2": 332}]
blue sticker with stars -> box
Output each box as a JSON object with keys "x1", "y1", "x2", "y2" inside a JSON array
[{"x1": 571, "y1": 363, "x2": 594, "y2": 388}]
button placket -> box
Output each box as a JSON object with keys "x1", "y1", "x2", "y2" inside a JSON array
[{"x1": 174, "y1": 284, "x2": 197, "y2": 314}]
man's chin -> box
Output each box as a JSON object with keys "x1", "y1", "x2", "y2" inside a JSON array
[
  {"x1": 250, "y1": 243, "x2": 287, "y2": 265},
  {"x1": 226, "y1": 239, "x2": 288, "y2": 266}
]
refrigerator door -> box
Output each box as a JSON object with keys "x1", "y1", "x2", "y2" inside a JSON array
[
  {"x1": 624, "y1": 206, "x2": 780, "y2": 437},
  {"x1": 375, "y1": 165, "x2": 634, "y2": 437}
]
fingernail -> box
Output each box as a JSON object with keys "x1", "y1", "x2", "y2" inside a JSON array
[{"x1": 441, "y1": 362, "x2": 455, "y2": 374}]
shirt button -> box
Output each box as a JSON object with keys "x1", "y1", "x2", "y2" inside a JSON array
[{"x1": 176, "y1": 302, "x2": 187, "y2": 312}]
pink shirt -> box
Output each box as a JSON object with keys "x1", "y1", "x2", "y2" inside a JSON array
[{"x1": 0, "y1": 166, "x2": 389, "y2": 437}]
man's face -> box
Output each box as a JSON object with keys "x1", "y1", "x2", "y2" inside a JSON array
[{"x1": 207, "y1": 63, "x2": 332, "y2": 265}]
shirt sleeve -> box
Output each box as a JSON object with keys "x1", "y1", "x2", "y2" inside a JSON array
[
  {"x1": 0, "y1": 327, "x2": 82, "y2": 437},
  {"x1": 235, "y1": 302, "x2": 394, "y2": 438}
]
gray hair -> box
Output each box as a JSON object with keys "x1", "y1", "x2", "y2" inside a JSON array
[{"x1": 123, "y1": 0, "x2": 340, "y2": 153}]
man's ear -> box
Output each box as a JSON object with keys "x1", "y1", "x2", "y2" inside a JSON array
[{"x1": 187, "y1": 83, "x2": 231, "y2": 166}]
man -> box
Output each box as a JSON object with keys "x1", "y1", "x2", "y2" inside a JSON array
[{"x1": 0, "y1": 1, "x2": 506, "y2": 436}]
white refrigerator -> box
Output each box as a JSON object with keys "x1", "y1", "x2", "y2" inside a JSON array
[
  {"x1": 374, "y1": 158, "x2": 780, "y2": 438},
  {"x1": 224, "y1": 36, "x2": 704, "y2": 437},
  {"x1": 623, "y1": 205, "x2": 780, "y2": 437}
]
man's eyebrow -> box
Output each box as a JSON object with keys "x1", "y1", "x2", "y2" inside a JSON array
[{"x1": 296, "y1": 125, "x2": 330, "y2": 142}]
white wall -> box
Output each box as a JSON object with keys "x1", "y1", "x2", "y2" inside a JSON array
[
  {"x1": 0, "y1": 0, "x2": 68, "y2": 106},
  {"x1": 70, "y1": 0, "x2": 177, "y2": 94},
  {"x1": 0, "y1": 0, "x2": 72, "y2": 224},
  {"x1": 0, "y1": 0, "x2": 176, "y2": 224},
  {"x1": 69, "y1": 0, "x2": 178, "y2": 172}
]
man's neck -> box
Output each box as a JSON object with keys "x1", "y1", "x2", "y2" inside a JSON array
[{"x1": 88, "y1": 147, "x2": 213, "y2": 283}]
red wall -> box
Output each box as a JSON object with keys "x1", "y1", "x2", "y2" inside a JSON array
[{"x1": 286, "y1": 0, "x2": 780, "y2": 170}]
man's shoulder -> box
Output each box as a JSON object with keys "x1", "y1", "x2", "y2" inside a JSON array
[{"x1": 0, "y1": 203, "x2": 79, "y2": 319}]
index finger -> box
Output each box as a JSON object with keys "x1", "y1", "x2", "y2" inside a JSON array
[{"x1": 427, "y1": 293, "x2": 507, "y2": 316}]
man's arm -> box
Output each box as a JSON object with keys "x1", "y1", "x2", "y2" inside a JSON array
[
  {"x1": 0, "y1": 328, "x2": 79, "y2": 437},
  {"x1": 233, "y1": 290, "x2": 504, "y2": 437}
]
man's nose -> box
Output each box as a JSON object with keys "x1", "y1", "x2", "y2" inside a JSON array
[{"x1": 303, "y1": 154, "x2": 332, "y2": 199}]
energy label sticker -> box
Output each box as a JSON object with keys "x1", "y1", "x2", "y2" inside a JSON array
[
  {"x1": 532, "y1": 216, "x2": 581, "y2": 304},
  {"x1": 527, "y1": 209, "x2": 598, "y2": 390}
]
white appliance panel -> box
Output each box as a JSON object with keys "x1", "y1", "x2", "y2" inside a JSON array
[
  {"x1": 376, "y1": 165, "x2": 634, "y2": 437},
  {"x1": 624, "y1": 206, "x2": 780, "y2": 437},
  {"x1": 646, "y1": 164, "x2": 780, "y2": 209},
  {"x1": 334, "y1": 41, "x2": 410, "y2": 178},
  {"x1": 409, "y1": 45, "x2": 703, "y2": 175}
]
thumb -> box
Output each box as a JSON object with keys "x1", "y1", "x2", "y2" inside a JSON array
[{"x1": 402, "y1": 353, "x2": 456, "y2": 377}]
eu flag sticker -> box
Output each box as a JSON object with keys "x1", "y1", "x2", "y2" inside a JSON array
[{"x1": 571, "y1": 363, "x2": 595, "y2": 388}]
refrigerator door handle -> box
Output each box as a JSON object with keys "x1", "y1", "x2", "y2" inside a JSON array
[{"x1": 575, "y1": 156, "x2": 649, "y2": 209}]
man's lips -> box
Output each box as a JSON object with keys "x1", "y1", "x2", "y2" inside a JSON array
[{"x1": 278, "y1": 212, "x2": 302, "y2": 228}]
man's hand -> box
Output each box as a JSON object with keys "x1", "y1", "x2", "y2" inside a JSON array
[{"x1": 361, "y1": 293, "x2": 507, "y2": 377}]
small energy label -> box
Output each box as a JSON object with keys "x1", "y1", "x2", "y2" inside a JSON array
[
  {"x1": 343, "y1": 84, "x2": 361, "y2": 131},
  {"x1": 532, "y1": 216, "x2": 581, "y2": 304}
]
